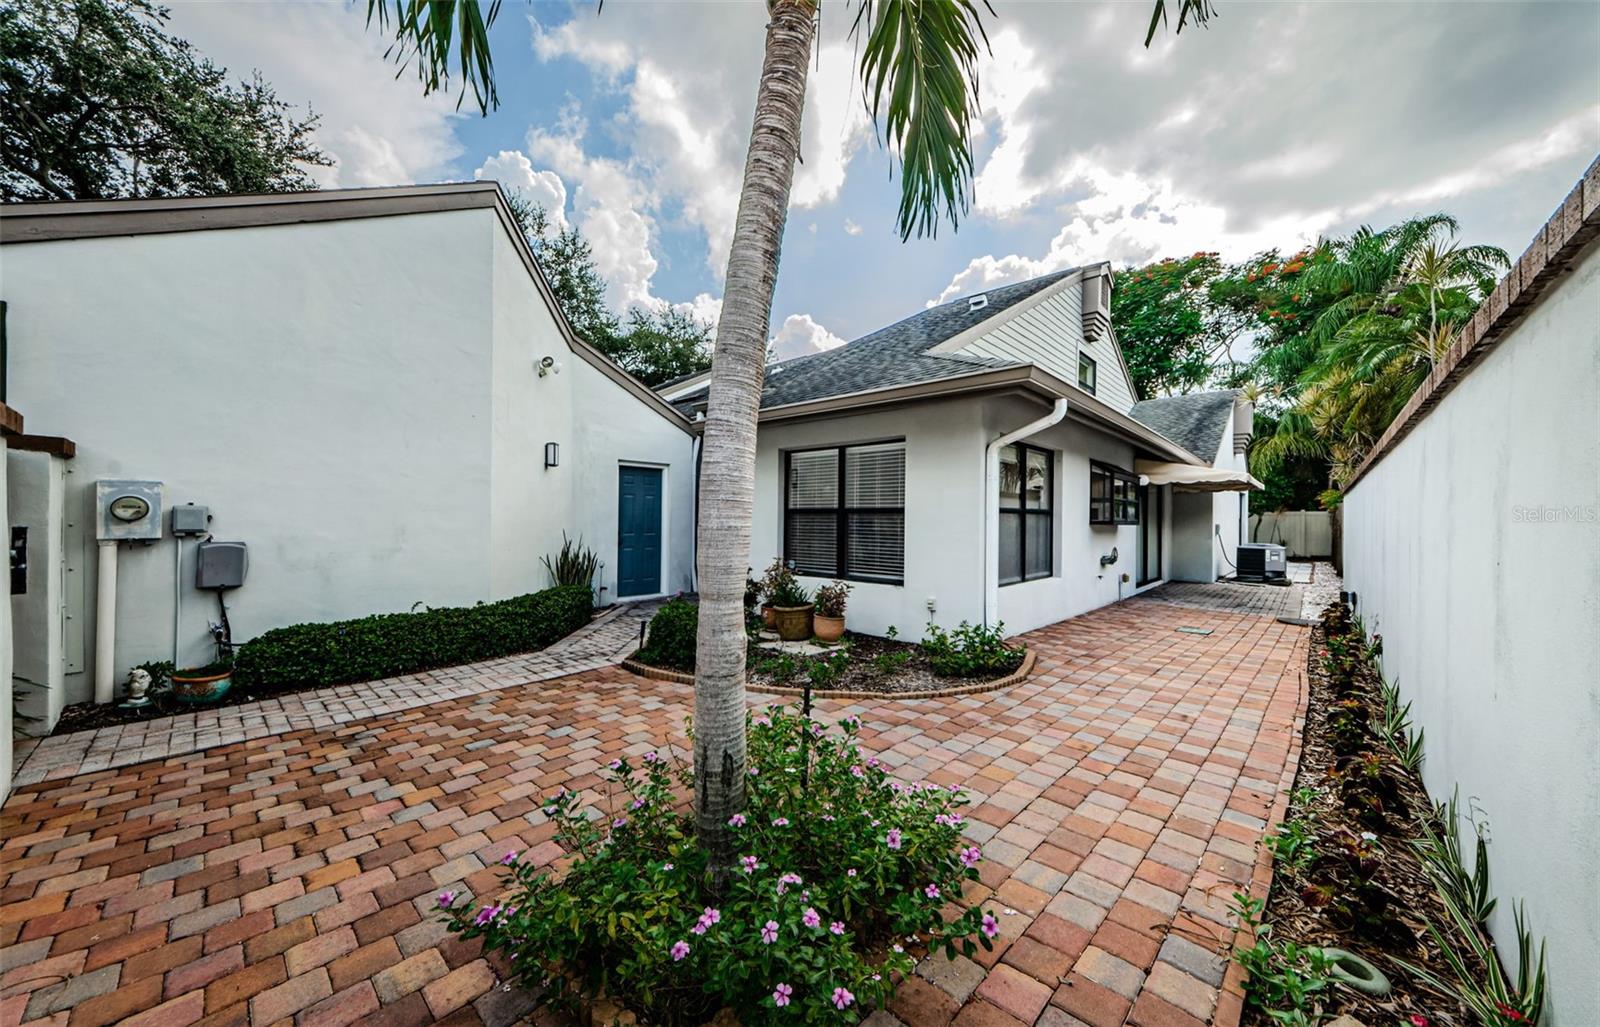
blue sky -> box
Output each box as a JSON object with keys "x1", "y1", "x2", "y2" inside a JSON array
[{"x1": 169, "y1": 1, "x2": 1600, "y2": 359}]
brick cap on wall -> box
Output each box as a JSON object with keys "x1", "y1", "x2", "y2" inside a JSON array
[{"x1": 1345, "y1": 151, "x2": 1600, "y2": 490}]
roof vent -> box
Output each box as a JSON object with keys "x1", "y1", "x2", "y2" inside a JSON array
[{"x1": 967, "y1": 294, "x2": 989, "y2": 312}]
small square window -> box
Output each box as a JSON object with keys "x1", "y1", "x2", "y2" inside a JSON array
[{"x1": 1078, "y1": 352, "x2": 1097, "y2": 394}]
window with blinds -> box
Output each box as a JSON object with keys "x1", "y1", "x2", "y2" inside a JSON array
[
  {"x1": 998, "y1": 443, "x2": 1053, "y2": 585},
  {"x1": 784, "y1": 441, "x2": 905, "y2": 583}
]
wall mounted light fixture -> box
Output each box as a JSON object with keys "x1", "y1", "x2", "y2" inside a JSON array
[{"x1": 544, "y1": 442, "x2": 559, "y2": 468}]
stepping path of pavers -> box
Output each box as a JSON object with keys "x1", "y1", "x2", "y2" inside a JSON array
[{"x1": 1, "y1": 596, "x2": 1308, "y2": 1027}]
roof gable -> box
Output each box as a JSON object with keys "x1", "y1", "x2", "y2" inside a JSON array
[{"x1": 1128, "y1": 390, "x2": 1238, "y2": 463}]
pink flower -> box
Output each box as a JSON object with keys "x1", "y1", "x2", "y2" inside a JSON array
[
  {"x1": 670, "y1": 940, "x2": 690, "y2": 961},
  {"x1": 777, "y1": 872, "x2": 803, "y2": 895},
  {"x1": 981, "y1": 912, "x2": 999, "y2": 939},
  {"x1": 607, "y1": 758, "x2": 622, "y2": 770},
  {"x1": 436, "y1": 890, "x2": 455, "y2": 909},
  {"x1": 761, "y1": 920, "x2": 779, "y2": 944},
  {"x1": 802, "y1": 907, "x2": 821, "y2": 929},
  {"x1": 474, "y1": 905, "x2": 498, "y2": 926},
  {"x1": 832, "y1": 987, "x2": 854, "y2": 1010},
  {"x1": 754, "y1": 715, "x2": 771, "y2": 727},
  {"x1": 662, "y1": 862, "x2": 675, "y2": 871},
  {"x1": 850, "y1": 765, "x2": 865, "y2": 778},
  {"x1": 500, "y1": 850, "x2": 518, "y2": 865},
  {"x1": 643, "y1": 751, "x2": 659, "y2": 763},
  {"x1": 702, "y1": 907, "x2": 721, "y2": 926},
  {"x1": 886, "y1": 828, "x2": 903, "y2": 850},
  {"x1": 772, "y1": 817, "x2": 790, "y2": 827},
  {"x1": 612, "y1": 817, "x2": 627, "y2": 828},
  {"x1": 1408, "y1": 1018, "x2": 1429, "y2": 1027},
  {"x1": 741, "y1": 855, "x2": 759, "y2": 874},
  {"x1": 829, "y1": 921, "x2": 845, "y2": 935},
  {"x1": 959, "y1": 845, "x2": 982, "y2": 868},
  {"x1": 772, "y1": 983, "x2": 793, "y2": 1007},
  {"x1": 728, "y1": 814, "x2": 747, "y2": 827},
  {"x1": 631, "y1": 798, "x2": 645, "y2": 810},
  {"x1": 867, "y1": 757, "x2": 880, "y2": 768},
  {"x1": 846, "y1": 868, "x2": 857, "y2": 877},
  {"x1": 924, "y1": 883, "x2": 941, "y2": 899}
]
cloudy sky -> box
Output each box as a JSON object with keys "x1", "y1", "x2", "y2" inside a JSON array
[{"x1": 167, "y1": 1, "x2": 1599, "y2": 360}]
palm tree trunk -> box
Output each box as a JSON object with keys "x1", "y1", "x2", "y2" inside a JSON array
[{"x1": 693, "y1": 0, "x2": 816, "y2": 869}]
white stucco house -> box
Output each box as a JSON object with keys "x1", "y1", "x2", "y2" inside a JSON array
[
  {"x1": 661, "y1": 266, "x2": 1260, "y2": 641},
  {"x1": 1, "y1": 183, "x2": 697, "y2": 734}
]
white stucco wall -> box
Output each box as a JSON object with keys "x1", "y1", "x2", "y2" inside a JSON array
[
  {"x1": 1342, "y1": 240, "x2": 1600, "y2": 1027},
  {"x1": 750, "y1": 394, "x2": 1170, "y2": 642},
  {"x1": 8, "y1": 450, "x2": 70, "y2": 731},
  {"x1": 1, "y1": 205, "x2": 693, "y2": 710},
  {"x1": 1167, "y1": 406, "x2": 1247, "y2": 582},
  {"x1": 1, "y1": 448, "x2": 12, "y2": 802}
]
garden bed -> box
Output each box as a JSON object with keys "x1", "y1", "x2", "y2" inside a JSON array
[
  {"x1": 1240, "y1": 603, "x2": 1533, "y2": 1027},
  {"x1": 46, "y1": 584, "x2": 597, "y2": 736},
  {"x1": 625, "y1": 630, "x2": 1033, "y2": 699}
]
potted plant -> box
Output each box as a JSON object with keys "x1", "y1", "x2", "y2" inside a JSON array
[
  {"x1": 769, "y1": 574, "x2": 814, "y2": 642},
  {"x1": 758, "y1": 558, "x2": 788, "y2": 629},
  {"x1": 171, "y1": 622, "x2": 234, "y2": 704},
  {"x1": 813, "y1": 580, "x2": 851, "y2": 643}
]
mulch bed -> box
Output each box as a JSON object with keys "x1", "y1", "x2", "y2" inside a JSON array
[
  {"x1": 1245, "y1": 607, "x2": 1488, "y2": 1027},
  {"x1": 748, "y1": 632, "x2": 1021, "y2": 696}
]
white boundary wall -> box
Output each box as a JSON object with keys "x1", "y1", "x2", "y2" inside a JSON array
[{"x1": 1343, "y1": 237, "x2": 1599, "y2": 1026}]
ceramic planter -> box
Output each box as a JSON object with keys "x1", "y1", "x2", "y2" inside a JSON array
[
  {"x1": 762, "y1": 604, "x2": 777, "y2": 629},
  {"x1": 171, "y1": 668, "x2": 232, "y2": 704},
  {"x1": 772, "y1": 604, "x2": 814, "y2": 641},
  {"x1": 813, "y1": 613, "x2": 845, "y2": 643}
]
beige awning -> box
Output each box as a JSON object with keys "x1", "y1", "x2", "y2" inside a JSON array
[{"x1": 1135, "y1": 459, "x2": 1263, "y2": 492}]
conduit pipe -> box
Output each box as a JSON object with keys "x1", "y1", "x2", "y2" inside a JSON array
[
  {"x1": 94, "y1": 540, "x2": 118, "y2": 704},
  {"x1": 983, "y1": 398, "x2": 1068, "y2": 629}
]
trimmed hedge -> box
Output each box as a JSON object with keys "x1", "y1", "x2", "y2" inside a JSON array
[
  {"x1": 635, "y1": 598, "x2": 697, "y2": 672},
  {"x1": 233, "y1": 584, "x2": 593, "y2": 693}
]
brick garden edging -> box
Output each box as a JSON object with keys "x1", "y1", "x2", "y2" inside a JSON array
[{"x1": 620, "y1": 646, "x2": 1035, "y2": 700}]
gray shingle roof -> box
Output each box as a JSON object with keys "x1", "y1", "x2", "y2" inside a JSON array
[
  {"x1": 1128, "y1": 390, "x2": 1239, "y2": 463},
  {"x1": 670, "y1": 269, "x2": 1077, "y2": 416}
]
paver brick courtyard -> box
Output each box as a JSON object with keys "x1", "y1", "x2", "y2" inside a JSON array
[{"x1": 1, "y1": 598, "x2": 1308, "y2": 1027}]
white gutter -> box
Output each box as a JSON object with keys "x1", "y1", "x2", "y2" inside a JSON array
[{"x1": 983, "y1": 398, "x2": 1069, "y2": 629}]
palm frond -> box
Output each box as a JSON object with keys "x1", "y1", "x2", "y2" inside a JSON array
[
  {"x1": 367, "y1": 0, "x2": 502, "y2": 113},
  {"x1": 852, "y1": 0, "x2": 993, "y2": 240},
  {"x1": 1144, "y1": 0, "x2": 1217, "y2": 46}
]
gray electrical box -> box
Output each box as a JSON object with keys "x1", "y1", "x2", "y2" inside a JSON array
[
  {"x1": 171, "y1": 504, "x2": 210, "y2": 536},
  {"x1": 195, "y1": 541, "x2": 247, "y2": 589},
  {"x1": 95, "y1": 480, "x2": 164, "y2": 542}
]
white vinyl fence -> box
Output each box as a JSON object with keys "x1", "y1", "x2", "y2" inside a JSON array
[{"x1": 1249, "y1": 510, "x2": 1333, "y2": 557}]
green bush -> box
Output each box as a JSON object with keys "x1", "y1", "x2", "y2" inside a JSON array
[
  {"x1": 920, "y1": 620, "x2": 1025, "y2": 678},
  {"x1": 233, "y1": 584, "x2": 592, "y2": 693},
  {"x1": 442, "y1": 706, "x2": 996, "y2": 1024},
  {"x1": 637, "y1": 598, "x2": 698, "y2": 671}
]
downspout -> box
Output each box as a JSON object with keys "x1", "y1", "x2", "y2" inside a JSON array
[
  {"x1": 983, "y1": 398, "x2": 1068, "y2": 629},
  {"x1": 690, "y1": 424, "x2": 703, "y2": 593},
  {"x1": 94, "y1": 541, "x2": 118, "y2": 704}
]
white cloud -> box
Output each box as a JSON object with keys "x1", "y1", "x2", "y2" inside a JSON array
[
  {"x1": 475, "y1": 150, "x2": 569, "y2": 231},
  {"x1": 164, "y1": 2, "x2": 461, "y2": 188},
  {"x1": 843, "y1": 219, "x2": 862, "y2": 236},
  {"x1": 769, "y1": 313, "x2": 847, "y2": 361}
]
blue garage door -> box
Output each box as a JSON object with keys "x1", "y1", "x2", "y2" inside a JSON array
[{"x1": 617, "y1": 466, "x2": 663, "y2": 598}]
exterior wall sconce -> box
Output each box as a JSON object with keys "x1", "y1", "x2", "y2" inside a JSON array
[
  {"x1": 544, "y1": 442, "x2": 559, "y2": 468},
  {"x1": 537, "y1": 355, "x2": 562, "y2": 377}
]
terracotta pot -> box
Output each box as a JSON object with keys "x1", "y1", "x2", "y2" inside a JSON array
[
  {"x1": 813, "y1": 613, "x2": 845, "y2": 643},
  {"x1": 772, "y1": 604, "x2": 814, "y2": 642},
  {"x1": 171, "y1": 669, "x2": 232, "y2": 704},
  {"x1": 761, "y1": 604, "x2": 777, "y2": 629}
]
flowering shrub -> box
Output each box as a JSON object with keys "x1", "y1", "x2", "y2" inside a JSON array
[
  {"x1": 920, "y1": 620, "x2": 1024, "y2": 678},
  {"x1": 441, "y1": 706, "x2": 995, "y2": 1024}
]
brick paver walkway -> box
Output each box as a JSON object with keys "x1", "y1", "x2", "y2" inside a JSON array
[
  {"x1": 1133, "y1": 579, "x2": 1305, "y2": 621},
  {"x1": 1, "y1": 600, "x2": 1306, "y2": 1027},
  {"x1": 9, "y1": 602, "x2": 660, "y2": 788}
]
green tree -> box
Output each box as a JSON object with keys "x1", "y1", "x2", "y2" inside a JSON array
[
  {"x1": 0, "y1": 0, "x2": 329, "y2": 201},
  {"x1": 1112, "y1": 252, "x2": 1254, "y2": 396},
  {"x1": 1250, "y1": 215, "x2": 1507, "y2": 485},
  {"x1": 607, "y1": 305, "x2": 712, "y2": 388},
  {"x1": 366, "y1": 0, "x2": 1213, "y2": 866}
]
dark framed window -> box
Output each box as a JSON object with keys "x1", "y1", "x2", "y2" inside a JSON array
[
  {"x1": 784, "y1": 441, "x2": 905, "y2": 584},
  {"x1": 999, "y1": 443, "x2": 1052, "y2": 585},
  {"x1": 1089, "y1": 461, "x2": 1140, "y2": 524},
  {"x1": 1078, "y1": 352, "x2": 1097, "y2": 394}
]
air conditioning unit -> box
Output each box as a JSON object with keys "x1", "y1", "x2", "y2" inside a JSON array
[{"x1": 1237, "y1": 543, "x2": 1288, "y2": 582}]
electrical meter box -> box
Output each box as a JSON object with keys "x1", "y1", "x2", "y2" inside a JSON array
[
  {"x1": 171, "y1": 504, "x2": 210, "y2": 536},
  {"x1": 95, "y1": 480, "x2": 164, "y2": 542},
  {"x1": 195, "y1": 541, "x2": 248, "y2": 589}
]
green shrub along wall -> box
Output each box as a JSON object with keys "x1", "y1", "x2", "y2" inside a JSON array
[{"x1": 233, "y1": 585, "x2": 593, "y2": 693}]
